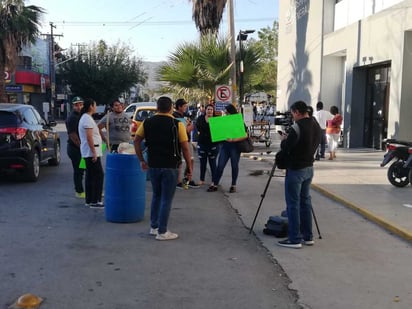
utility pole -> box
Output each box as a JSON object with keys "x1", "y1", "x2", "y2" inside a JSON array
[
  {"x1": 47, "y1": 22, "x2": 63, "y2": 120},
  {"x1": 228, "y1": 0, "x2": 237, "y2": 106}
]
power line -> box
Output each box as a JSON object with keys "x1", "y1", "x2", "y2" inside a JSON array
[{"x1": 52, "y1": 18, "x2": 275, "y2": 27}]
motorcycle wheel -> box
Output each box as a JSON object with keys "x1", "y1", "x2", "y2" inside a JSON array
[{"x1": 387, "y1": 161, "x2": 410, "y2": 187}]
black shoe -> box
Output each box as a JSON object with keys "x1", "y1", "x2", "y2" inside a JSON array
[
  {"x1": 207, "y1": 185, "x2": 218, "y2": 192},
  {"x1": 277, "y1": 239, "x2": 302, "y2": 249}
]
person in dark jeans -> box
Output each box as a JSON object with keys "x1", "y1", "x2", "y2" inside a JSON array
[
  {"x1": 65, "y1": 96, "x2": 85, "y2": 198},
  {"x1": 134, "y1": 96, "x2": 192, "y2": 241},
  {"x1": 277, "y1": 101, "x2": 321, "y2": 249},
  {"x1": 195, "y1": 104, "x2": 219, "y2": 185}
]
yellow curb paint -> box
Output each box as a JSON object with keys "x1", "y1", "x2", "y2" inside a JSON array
[{"x1": 311, "y1": 183, "x2": 412, "y2": 242}]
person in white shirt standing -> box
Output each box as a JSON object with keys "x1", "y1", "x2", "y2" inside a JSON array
[
  {"x1": 313, "y1": 101, "x2": 333, "y2": 160},
  {"x1": 78, "y1": 98, "x2": 104, "y2": 208}
]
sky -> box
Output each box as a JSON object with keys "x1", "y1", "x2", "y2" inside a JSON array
[{"x1": 27, "y1": 0, "x2": 279, "y2": 62}]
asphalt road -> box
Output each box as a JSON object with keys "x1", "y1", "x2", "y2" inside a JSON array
[{"x1": 0, "y1": 125, "x2": 299, "y2": 308}]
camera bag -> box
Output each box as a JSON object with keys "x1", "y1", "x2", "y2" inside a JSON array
[{"x1": 263, "y1": 215, "x2": 288, "y2": 238}]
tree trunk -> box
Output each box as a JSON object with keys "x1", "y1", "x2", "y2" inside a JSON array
[{"x1": 0, "y1": 64, "x2": 8, "y2": 102}]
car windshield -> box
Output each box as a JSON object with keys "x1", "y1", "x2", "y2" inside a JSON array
[{"x1": 133, "y1": 109, "x2": 156, "y2": 122}]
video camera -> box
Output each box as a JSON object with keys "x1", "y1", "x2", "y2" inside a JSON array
[{"x1": 274, "y1": 111, "x2": 294, "y2": 132}]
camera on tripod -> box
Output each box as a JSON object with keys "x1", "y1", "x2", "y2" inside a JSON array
[{"x1": 274, "y1": 111, "x2": 293, "y2": 132}]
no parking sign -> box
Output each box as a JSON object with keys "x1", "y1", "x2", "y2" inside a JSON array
[{"x1": 215, "y1": 85, "x2": 232, "y2": 112}]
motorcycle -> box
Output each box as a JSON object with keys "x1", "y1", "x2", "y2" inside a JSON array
[{"x1": 380, "y1": 139, "x2": 412, "y2": 187}]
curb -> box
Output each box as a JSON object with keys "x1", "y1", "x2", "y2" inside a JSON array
[
  {"x1": 311, "y1": 183, "x2": 412, "y2": 242},
  {"x1": 241, "y1": 153, "x2": 412, "y2": 243}
]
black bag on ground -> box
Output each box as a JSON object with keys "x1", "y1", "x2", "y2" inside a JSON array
[{"x1": 263, "y1": 215, "x2": 288, "y2": 238}]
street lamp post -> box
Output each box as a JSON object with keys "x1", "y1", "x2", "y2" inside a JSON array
[{"x1": 237, "y1": 29, "x2": 255, "y2": 106}]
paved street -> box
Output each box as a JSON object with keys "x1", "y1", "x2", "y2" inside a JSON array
[{"x1": 1, "y1": 123, "x2": 411, "y2": 309}]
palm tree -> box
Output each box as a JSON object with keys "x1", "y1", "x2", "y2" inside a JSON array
[
  {"x1": 0, "y1": 0, "x2": 44, "y2": 101},
  {"x1": 191, "y1": 0, "x2": 227, "y2": 35},
  {"x1": 158, "y1": 34, "x2": 262, "y2": 102}
]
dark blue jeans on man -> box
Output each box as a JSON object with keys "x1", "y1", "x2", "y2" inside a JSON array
[
  {"x1": 149, "y1": 168, "x2": 178, "y2": 234},
  {"x1": 285, "y1": 166, "x2": 314, "y2": 243},
  {"x1": 67, "y1": 143, "x2": 84, "y2": 193},
  {"x1": 316, "y1": 129, "x2": 327, "y2": 159}
]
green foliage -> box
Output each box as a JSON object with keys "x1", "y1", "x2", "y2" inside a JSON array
[
  {"x1": 58, "y1": 40, "x2": 147, "y2": 105},
  {"x1": 158, "y1": 34, "x2": 261, "y2": 102},
  {"x1": 0, "y1": 0, "x2": 44, "y2": 100},
  {"x1": 248, "y1": 21, "x2": 279, "y2": 101}
]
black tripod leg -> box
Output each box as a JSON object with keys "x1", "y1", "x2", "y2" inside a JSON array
[
  {"x1": 249, "y1": 160, "x2": 277, "y2": 234},
  {"x1": 311, "y1": 205, "x2": 322, "y2": 239}
]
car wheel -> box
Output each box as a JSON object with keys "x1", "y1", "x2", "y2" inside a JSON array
[
  {"x1": 48, "y1": 142, "x2": 61, "y2": 166},
  {"x1": 25, "y1": 150, "x2": 40, "y2": 182}
]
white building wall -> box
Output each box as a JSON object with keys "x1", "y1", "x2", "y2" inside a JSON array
[{"x1": 278, "y1": 0, "x2": 412, "y2": 144}]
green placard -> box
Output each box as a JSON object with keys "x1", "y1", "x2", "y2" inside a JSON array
[{"x1": 209, "y1": 113, "x2": 246, "y2": 142}]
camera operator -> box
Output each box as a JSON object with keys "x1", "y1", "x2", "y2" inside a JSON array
[{"x1": 277, "y1": 101, "x2": 321, "y2": 249}]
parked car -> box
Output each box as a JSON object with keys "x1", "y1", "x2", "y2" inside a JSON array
[
  {"x1": 0, "y1": 103, "x2": 61, "y2": 182},
  {"x1": 129, "y1": 103, "x2": 157, "y2": 137},
  {"x1": 93, "y1": 105, "x2": 107, "y2": 120},
  {"x1": 124, "y1": 102, "x2": 155, "y2": 119}
]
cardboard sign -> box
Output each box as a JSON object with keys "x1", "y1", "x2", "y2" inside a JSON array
[{"x1": 209, "y1": 114, "x2": 246, "y2": 142}]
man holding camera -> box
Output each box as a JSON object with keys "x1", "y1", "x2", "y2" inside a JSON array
[{"x1": 278, "y1": 101, "x2": 321, "y2": 249}]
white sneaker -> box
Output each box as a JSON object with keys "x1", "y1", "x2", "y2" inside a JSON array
[
  {"x1": 155, "y1": 231, "x2": 178, "y2": 241},
  {"x1": 149, "y1": 228, "x2": 158, "y2": 236}
]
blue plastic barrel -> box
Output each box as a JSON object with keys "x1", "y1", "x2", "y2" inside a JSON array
[{"x1": 105, "y1": 153, "x2": 146, "y2": 223}]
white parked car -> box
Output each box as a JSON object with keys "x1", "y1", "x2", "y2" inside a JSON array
[{"x1": 124, "y1": 102, "x2": 155, "y2": 119}]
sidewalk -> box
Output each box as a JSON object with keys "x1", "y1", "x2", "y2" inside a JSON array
[
  {"x1": 241, "y1": 146, "x2": 412, "y2": 242},
  {"x1": 230, "y1": 146, "x2": 412, "y2": 308}
]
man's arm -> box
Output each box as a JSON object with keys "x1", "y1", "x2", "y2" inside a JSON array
[{"x1": 133, "y1": 124, "x2": 148, "y2": 171}]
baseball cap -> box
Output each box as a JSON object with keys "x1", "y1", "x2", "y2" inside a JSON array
[{"x1": 71, "y1": 96, "x2": 84, "y2": 104}]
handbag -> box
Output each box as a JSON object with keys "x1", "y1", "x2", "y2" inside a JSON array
[{"x1": 237, "y1": 137, "x2": 254, "y2": 153}]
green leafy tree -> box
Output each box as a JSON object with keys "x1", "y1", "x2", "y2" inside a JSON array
[
  {"x1": 0, "y1": 0, "x2": 43, "y2": 101},
  {"x1": 248, "y1": 21, "x2": 278, "y2": 102},
  {"x1": 58, "y1": 40, "x2": 147, "y2": 105},
  {"x1": 158, "y1": 34, "x2": 262, "y2": 103}
]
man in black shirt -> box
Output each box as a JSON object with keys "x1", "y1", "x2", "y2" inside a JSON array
[
  {"x1": 65, "y1": 96, "x2": 85, "y2": 198},
  {"x1": 277, "y1": 101, "x2": 321, "y2": 249},
  {"x1": 134, "y1": 96, "x2": 192, "y2": 241}
]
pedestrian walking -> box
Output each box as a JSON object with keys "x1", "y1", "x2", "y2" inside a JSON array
[
  {"x1": 134, "y1": 96, "x2": 192, "y2": 241},
  {"x1": 78, "y1": 98, "x2": 104, "y2": 209},
  {"x1": 65, "y1": 96, "x2": 85, "y2": 198},
  {"x1": 326, "y1": 105, "x2": 343, "y2": 160},
  {"x1": 314, "y1": 101, "x2": 333, "y2": 160},
  {"x1": 277, "y1": 101, "x2": 321, "y2": 249},
  {"x1": 98, "y1": 99, "x2": 131, "y2": 153},
  {"x1": 195, "y1": 103, "x2": 219, "y2": 186},
  {"x1": 208, "y1": 104, "x2": 246, "y2": 193},
  {"x1": 173, "y1": 98, "x2": 200, "y2": 189}
]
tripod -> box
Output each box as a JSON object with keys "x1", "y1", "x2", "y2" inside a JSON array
[{"x1": 249, "y1": 159, "x2": 322, "y2": 239}]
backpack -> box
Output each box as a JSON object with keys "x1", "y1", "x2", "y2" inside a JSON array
[{"x1": 263, "y1": 215, "x2": 288, "y2": 238}]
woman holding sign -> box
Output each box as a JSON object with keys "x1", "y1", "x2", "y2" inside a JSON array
[
  {"x1": 208, "y1": 104, "x2": 246, "y2": 193},
  {"x1": 196, "y1": 104, "x2": 219, "y2": 186}
]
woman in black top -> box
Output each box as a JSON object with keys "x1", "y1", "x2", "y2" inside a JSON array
[{"x1": 195, "y1": 104, "x2": 219, "y2": 186}]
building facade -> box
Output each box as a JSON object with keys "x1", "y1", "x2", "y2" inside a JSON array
[{"x1": 277, "y1": 0, "x2": 411, "y2": 148}]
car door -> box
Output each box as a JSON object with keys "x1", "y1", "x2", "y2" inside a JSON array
[{"x1": 24, "y1": 107, "x2": 54, "y2": 158}]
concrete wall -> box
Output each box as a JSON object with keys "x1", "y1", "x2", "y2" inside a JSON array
[{"x1": 278, "y1": 0, "x2": 412, "y2": 144}]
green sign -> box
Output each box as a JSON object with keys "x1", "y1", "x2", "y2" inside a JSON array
[{"x1": 208, "y1": 114, "x2": 246, "y2": 142}]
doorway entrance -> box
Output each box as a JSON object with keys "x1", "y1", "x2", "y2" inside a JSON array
[{"x1": 363, "y1": 64, "x2": 390, "y2": 149}]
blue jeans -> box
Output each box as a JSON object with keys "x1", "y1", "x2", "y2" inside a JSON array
[
  {"x1": 149, "y1": 168, "x2": 178, "y2": 234},
  {"x1": 284, "y1": 167, "x2": 314, "y2": 243},
  {"x1": 213, "y1": 142, "x2": 240, "y2": 186}
]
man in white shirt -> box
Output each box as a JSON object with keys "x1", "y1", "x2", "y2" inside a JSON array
[{"x1": 313, "y1": 101, "x2": 333, "y2": 160}]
